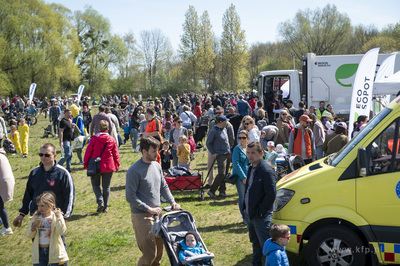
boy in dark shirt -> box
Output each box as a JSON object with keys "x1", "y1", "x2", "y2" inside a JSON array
[{"x1": 160, "y1": 141, "x2": 171, "y2": 173}]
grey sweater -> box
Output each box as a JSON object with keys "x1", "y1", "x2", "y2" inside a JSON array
[
  {"x1": 206, "y1": 125, "x2": 231, "y2": 155},
  {"x1": 126, "y1": 158, "x2": 175, "y2": 213}
]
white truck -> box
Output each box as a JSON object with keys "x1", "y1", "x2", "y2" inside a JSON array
[{"x1": 257, "y1": 52, "x2": 400, "y2": 118}]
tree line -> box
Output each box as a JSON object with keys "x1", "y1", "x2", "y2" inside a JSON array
[{"x1": 0, "y1": 1, "x2": 399, "y2": 98}]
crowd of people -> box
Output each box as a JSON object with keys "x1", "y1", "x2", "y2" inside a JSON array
[{"x1": 0, "y1": 91, "x2": 364, "y2": 265}]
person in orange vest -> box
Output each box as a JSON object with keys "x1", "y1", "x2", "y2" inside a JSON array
[{"x1": 288, "y1": 115, "x2": 315, "y2": 165}]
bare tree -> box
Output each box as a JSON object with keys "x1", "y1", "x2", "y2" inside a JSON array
[{"x1": 139, "y1": 29, "x2": 171, "y2": 89}]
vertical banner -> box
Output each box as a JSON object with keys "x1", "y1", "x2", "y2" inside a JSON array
[
  {"x1": 374, "y1": 54, "x2": 396, "y2": 113},
  {"x1": 28, "y1": 83, "x2": 37, "y2": 105},
  {"x1": 348, "y1": 47, "x2": 380, "y2": 139},
  {"x1": 77, "y1": 85, "x2": 85, "y2": 105}
]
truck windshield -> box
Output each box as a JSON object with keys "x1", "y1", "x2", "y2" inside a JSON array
[{"x1": 329, "y1": 108, "x2": 392, "y2": 167}]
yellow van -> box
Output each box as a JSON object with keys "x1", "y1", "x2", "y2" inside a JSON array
[{"x1": 272, "y1": 97, "x2": 400, "y2": 265}]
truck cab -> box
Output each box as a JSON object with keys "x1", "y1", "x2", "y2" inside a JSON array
[{"x1": 272, "y1": 96, "x2": 400, "y2": 265}]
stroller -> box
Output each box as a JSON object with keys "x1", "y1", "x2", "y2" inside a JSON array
[
  {"x1": 154, "y1": 207, "x2": 214, "y2": 266},
  {"x1": 42, "y1": 125, "x2": 54, "y2": 138},
  {"x1": 276, "y1": 153, "x2": 305, "y2": 181}
]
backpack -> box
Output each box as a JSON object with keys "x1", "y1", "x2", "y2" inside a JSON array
[
  {"x1": 165, "y1": 121, "x2": 172, "y2": 130},
  {"x1": 3, "y1": 139, "x2": 16, "y2": 154}
]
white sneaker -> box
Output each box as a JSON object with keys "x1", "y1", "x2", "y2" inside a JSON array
[
  {"x1": 0, "y1": 227, "x2": 13, "y2": 235},
  {"x1": 55, "y1": 134, "x2": 58, "y2": 137}
]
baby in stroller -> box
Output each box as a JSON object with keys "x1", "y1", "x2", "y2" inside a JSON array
[
  {"x1": 179, "y1": 231, "x2": 212, "y2": 265},
  {"x1": 155, "y1": 208, "x2": 214, "y2": 266}
]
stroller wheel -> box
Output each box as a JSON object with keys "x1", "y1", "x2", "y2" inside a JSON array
[{"x1": 199, "y1": 190, "x2": 204, "y2": 200}]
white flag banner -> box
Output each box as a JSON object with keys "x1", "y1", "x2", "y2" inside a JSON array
[
  {"x1": 374, "y1": 54, "x2": 396, "y2": 112},
  {"x1": 77, "y1": 85, "x2": 85, "y2": 105},
  {"x1": 348, "y1": 47, "x2": 380, "y2": 139},
  {"x1": 28, "y1": 83, "x2": 37, "y2": 105}
]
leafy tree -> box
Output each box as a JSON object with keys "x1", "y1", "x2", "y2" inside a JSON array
[
  {"x1": 381, "y1": 22, "x2": 400, "y2": 50},
  {"x1": 180, "y1": 6, "x2": 201, "y2": 89},
  {"x1": 74, "y1": 6, "x2": 126, "y2": 94},
  {"x1": 278, "y1": 4, "x2": 352, "y2": 57},
  {"x1": 0, "y1": 0, "x2": 81, "y2": 97},
  {"x1": 198, "y1": 11, "x2": 215, "y2": 92},
  {"x1": 345, "y1": 25, "x2": 379, "y2": 54},
  {"x1": 220, "y1": 4, "x2": 248, "y2": 91}
]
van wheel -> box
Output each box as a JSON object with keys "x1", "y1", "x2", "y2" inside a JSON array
[{"x1": 306, "y1": 225, "x2": 366, "y2": 266}]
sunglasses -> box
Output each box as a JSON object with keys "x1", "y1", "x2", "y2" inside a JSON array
[
  {"x1": 244, "y1": 122, "x2": 252, "y2": 125},
  {"x1": 177, "y1": 121, "x2": 182, "y2": 124},
  {"x1": 281, "y1": 114, "x2": 288, "y2": 116},
  {"x1": 38, "y1": 153, "x2": 52, "y2": 157},
  {"x1": 216, "y1": 112, "x2": 223, "y2": 115},
  {"x1": 238, "y1": 137, "x2": 247, "y2": 140}
]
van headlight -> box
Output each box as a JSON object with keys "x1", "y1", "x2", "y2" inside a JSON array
[{"x1": 273, "y1": 189, "x2": 295, "y2": 212}]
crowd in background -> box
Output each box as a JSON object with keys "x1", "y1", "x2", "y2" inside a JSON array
[{"x1": 0, "y1": 89, "x2": 366, "y2": 265}]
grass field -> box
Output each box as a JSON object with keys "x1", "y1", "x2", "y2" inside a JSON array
[{"x1": 0, "y1": 113, "x2": 307, "y2": 265}]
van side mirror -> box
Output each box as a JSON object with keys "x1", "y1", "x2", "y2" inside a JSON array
[{"x1": 357, "y1": 147, "x2": 369, "y2": 177}]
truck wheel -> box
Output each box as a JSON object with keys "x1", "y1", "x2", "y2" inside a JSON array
[{"x1": 306, "y1": 225, "x2": 366, "y2": 266}]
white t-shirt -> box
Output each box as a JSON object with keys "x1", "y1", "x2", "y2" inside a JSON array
[{"x1": 38, "y1": 215, "x2": 52, "y2": 245}]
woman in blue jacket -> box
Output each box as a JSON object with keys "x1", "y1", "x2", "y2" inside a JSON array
[{"x1": 232, "y1": 130, "x2": 250, "y2": 222}]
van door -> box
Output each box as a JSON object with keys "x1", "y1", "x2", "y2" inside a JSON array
[{"x1": 356, "y1": 118, "x2": 400, "y2": 262}]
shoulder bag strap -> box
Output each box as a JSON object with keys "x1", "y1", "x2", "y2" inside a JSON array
[{"x1": 99, "y1": 143, "x2": 108, "y2": 157}]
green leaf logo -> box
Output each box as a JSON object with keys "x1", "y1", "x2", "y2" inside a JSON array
[{"x1": 335, "y1": 64, "x2": 359, "y2": 87}]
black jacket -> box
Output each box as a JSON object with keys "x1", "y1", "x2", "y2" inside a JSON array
[
  {"x1": 243, "y1": 160, "x2": 276, "y2": 220},
  {"x1": 19, "y1": 162, "x2": 75, "y2": 218}
]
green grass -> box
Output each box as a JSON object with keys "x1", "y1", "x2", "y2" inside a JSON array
[{"x1": 0, "y1": 113, "x2": 307, "y2": 265}]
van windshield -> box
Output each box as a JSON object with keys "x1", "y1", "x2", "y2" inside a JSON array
[{"x1": 329, "y1": 108, "x2": 392, "y2": 167}]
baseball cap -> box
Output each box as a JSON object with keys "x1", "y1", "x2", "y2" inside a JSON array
[
  {"x1": 267, "y1": 141, "x2": 275, "y2": 147},
  {"x1": 217, "y1": 115, "x2": 230, "y2": 123},
  {"x1": 337, "y1": 122, "x2": 347, "y2": 129},
  {"x1": 299, "y1": 114, "x2": 312, "y2": 122}
]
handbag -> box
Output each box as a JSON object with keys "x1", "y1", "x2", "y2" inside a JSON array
[
  {"x1": 225, "y1": 173, "x2": 238, "y2": 185},
  {"x1": 225, "y1": 163, "x2": 238, "y2": 185},
  {"x1": 87, "y1": 143, "x2": 107, "y2": 176}
]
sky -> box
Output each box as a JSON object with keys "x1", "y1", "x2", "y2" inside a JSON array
[{"x1": 47, "y1": 0, "x2": 400, "y2": 51}]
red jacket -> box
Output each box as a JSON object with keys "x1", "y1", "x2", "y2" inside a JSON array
[{"x1": 84, "y1": 133, "x2": 120, "y2": 173}]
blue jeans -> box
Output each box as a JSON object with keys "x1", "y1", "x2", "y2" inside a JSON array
[
  {"x1": 316, "y1": 145, "x2": 324, "y2": 160},
  {"x1": 131, "y1": 128, "x2": 139, "y2": 149},
  {"x1": 245, "y1": 212, "x2": 272, "y2": 266},
  {"x1": 52, "y1": 119, "x2": 59, "y2": 135},
  {"x1": 33, "y1": 247, "x2": 59, "y2": 266},
  {"x1": 183, "y1": 124, "x2": 192, "y2": 131},
  {"x1": 0, "y1": 196, "x2": 9, "y2": 229},
  {"x1": 165, "y1": 130, "x2": 171, "y2": 142},
  {"x1": 90, "y1": 172, "x2": 113, "y2": 207},
  {"x1": 235, "y1": 180, "x2": 246, "y2": 221},
  {"x1": 171, "y1": 149, "x2": 178, "y2": 167},
  {"x1": 58, "y1": 141, "x2": 72, "y2": 171}
]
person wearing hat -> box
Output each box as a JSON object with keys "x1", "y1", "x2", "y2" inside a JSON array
[
  {"x1": 206, "y1": 115, "x2": 231, "y2": 199},
  {"x1": 288, "y1": 115, "x2": 316, "y2": 164},
  {"x1": 321, "y1": 111, "x2": 334, "y2": 135},
  {"x1": 276, "y1": 110, "x2": 293, "y2": 145},
  {"x1": 322, "y1": 122, "x2": 349, "y2": 156},
  {"x1": 265, "y1": 141, "x2": 278, "y2": 169},
  {"x1": 207, "y1": 107, "x2": 234, "y2": 188}
]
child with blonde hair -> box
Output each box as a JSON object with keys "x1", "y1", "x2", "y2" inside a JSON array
[
  {"x1": 27, "y1": 192, "x2": 68, "y2": 266},
  {"x1": 18, "y1": 118, "x2": 29, "y2": 158},
  {"x1": 177, "y1": 135, "x2": 190, "y2": 170},
  {"x1": 9, "y1": 125, "x2": 21, "y2": 153},
  {"x1": 187, "y1": 129, "x2": 196, "y2": 161}
]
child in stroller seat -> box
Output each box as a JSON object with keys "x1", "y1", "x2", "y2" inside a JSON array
[{"x1": 179, "y1": 231, "x2": 212, "y2": 265}]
